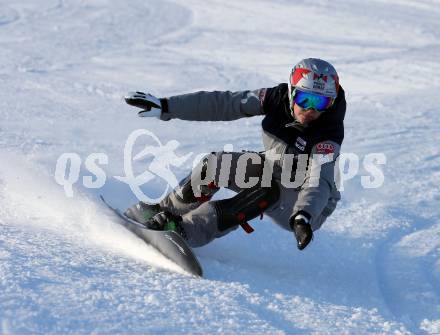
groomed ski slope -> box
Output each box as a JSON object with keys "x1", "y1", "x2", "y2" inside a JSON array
[{"x1": 1, "y1": 0, "x2": 440, "y2": 334}]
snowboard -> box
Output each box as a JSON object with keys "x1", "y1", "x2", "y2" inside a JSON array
[{"x1": 100, "y1": 196, "x2": 203, "y2": 277}]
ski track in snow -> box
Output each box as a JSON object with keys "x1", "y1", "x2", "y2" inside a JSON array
[{"x1": 1, "y1": 0, "x2": 440, "y2": 334}]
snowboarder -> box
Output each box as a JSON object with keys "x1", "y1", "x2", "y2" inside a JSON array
[{"x1": 124, "y1": 58, "x2": 346, "y2": 251}]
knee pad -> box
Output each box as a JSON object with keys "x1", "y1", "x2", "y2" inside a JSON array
[{"x1": 215, "y1": 182, "x2": 280, "y2": 232}]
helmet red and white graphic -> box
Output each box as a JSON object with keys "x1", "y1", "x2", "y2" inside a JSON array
[{"x1": 289, "y1": 58, "x2": 339, "y2": 99}]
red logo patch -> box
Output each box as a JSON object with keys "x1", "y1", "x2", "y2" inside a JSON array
[
  {"x1": 316, "y1": 142, "x2": 335, "y2": 154},
  {"x1": 313, "y1": 73, "x2": 328, "y2": 82}
]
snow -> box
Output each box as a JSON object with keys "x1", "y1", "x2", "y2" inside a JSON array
[{"x1": 1, "y1": 0, "x2": 439, "y2": 334}]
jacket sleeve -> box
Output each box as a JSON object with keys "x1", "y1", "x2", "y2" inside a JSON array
[
  {"x1": 159, "y1": 89, "x2": 266, "y2": 121},
  {"x1": 292, "y1": 140, "x2": 341, "y2": 230}
]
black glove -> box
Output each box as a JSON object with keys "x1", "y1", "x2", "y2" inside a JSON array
[
  {"x1": 124, "y1": 91, "x2": 162, "y2": 117},
  {"x1": 289, "y1": 212, "x2": 313, "y2": 250}
]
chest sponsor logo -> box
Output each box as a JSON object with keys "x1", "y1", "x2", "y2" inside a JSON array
[
  {"x1": 316, "y1": 142, "x2": 335, "y2": 154},
  {"x1": 295, "y1": 137, "x2": 307, "y2": 151}
]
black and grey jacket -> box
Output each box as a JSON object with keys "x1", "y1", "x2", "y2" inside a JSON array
[{"x1": 159, "y1": 83, "x2": 346, "y2": 226}]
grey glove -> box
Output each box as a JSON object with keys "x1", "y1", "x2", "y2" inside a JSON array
[
  {"x1": 289, "y1": 212, "x2": 313, "y2": 250},
  {"x1": 124, "y1": 91, "x2": 162, "y2": 117}
]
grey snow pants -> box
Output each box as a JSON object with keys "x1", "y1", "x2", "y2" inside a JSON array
[{"x1": 160, "y1": 151, "x2": 328, "y2": 247}]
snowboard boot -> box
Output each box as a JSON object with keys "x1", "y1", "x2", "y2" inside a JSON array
[
  {"x1": 124, "y1": 202, "x2": 162, "y2": 225},
  {"x1": 145, "y1": 211, "x2": 187, "y2": 240}
]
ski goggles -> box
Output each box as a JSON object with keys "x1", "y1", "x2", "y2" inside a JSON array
[{"x1": 291, "y1": 89, "x2": 334, "y2": 112}]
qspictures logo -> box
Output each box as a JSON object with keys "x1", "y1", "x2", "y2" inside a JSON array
[
  {"x1": 115, "y1": 129, "x2": 192, "y2": 203},
  {"x1": 54, "y1": 129, "x2": 386, "y2": 201}
]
